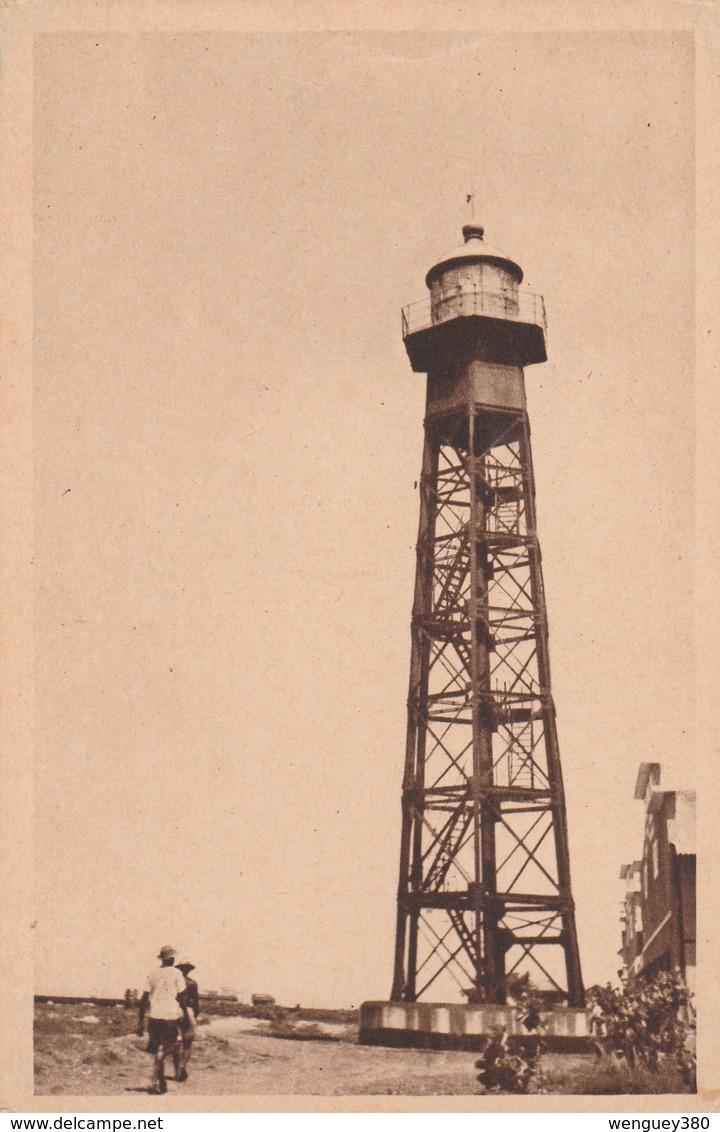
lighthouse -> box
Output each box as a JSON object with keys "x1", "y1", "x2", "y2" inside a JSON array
[{"x1": 386, "y1": 223, "x2": 584, "y2": 1011}]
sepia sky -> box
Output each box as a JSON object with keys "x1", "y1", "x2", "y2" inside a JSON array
[{"x1": 32, "y1": 29, "x2": 694, "y2": 1006}]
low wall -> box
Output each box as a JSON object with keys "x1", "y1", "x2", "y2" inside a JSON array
[{"x1": 359, "y1": 1000, "x2": 592, "y2": 1054}]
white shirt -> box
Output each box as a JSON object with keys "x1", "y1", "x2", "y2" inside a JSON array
[{"x1": 145, "y1": 964, "x2": 186, "y2": 1020}]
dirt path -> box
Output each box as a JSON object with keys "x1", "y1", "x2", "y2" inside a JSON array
[
  {"x1": 36, "y1": 1027, "x2": 480, "y2": 1097},
  {"x1": 34, "y1": 1003, "x2": 600, "y2": 1097}
]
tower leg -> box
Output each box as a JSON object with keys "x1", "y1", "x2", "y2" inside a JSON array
[{"x1": 391, "y1": 434, "x2": 438, "y2": 1002}]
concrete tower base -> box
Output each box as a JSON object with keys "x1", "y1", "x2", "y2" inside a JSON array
[{"x1": 359, "y1": 1001, "x2": 592, "y2": 1054}]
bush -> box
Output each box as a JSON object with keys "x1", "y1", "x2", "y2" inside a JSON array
[
  {"x1": 475, "y1": 1029, "x2": 542, "y2": 1094},
  {"x1": 588, "y1": 970, "x2": 695, "y2": 1090}
]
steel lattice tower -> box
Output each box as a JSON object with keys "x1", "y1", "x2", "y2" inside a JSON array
[{"x1": 391, "y1": 224, "x2": 584, "y2": 1007}]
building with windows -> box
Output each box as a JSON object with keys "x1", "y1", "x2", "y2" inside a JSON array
[
  {"x1": 619, "y1": 858, "x2": 643, "y2": 981},
  {"x1": 619, "y1": 763, "x2": 696, "y2": 993}
]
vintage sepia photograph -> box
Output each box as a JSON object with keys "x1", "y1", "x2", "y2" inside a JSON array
[{"x1": 1, "y1": 1, "x2": 716, "y2": 1112}]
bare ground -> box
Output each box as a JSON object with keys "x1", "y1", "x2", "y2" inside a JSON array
[{"x1": 34, "y1": 1002, "x2": 688, "y2": 1097}]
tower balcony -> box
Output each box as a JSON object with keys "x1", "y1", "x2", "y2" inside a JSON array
[
  {"x1": 401, "y1": 284, "x2": 547, "y2": 372},
  {"x1": 402, "y1": 284, "x2": 546, "y2": 337}
]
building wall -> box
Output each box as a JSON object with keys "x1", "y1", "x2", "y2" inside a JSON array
[
  {"x1": 618, "y1": 863, "x2": 643, "y2": 981},
  {"x1": 640, "y1": 796, "x2": 678, "y2": 974},
  {"x1": 677, "y1": 853, "x2": 696, "y2": 988},
  {"x1": 620, "y1": 766, "x2": 695, "y2": 987}
]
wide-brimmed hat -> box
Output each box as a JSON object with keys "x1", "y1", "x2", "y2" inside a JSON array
[
  {"x1": 157, "y1": 945, "x2": 176, "y2": 961},
  {"x1": 175, "y1": 957, "x2": 195, "y2": 971}
]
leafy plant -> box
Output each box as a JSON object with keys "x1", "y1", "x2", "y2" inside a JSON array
[
  {"x1": 474, "y1": 1028, "x2": 542, "y2": 1094},
  {"x1": 588, "y1": 970, "x2": 695, "y2": 1089}
]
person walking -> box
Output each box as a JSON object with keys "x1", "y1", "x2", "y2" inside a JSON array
[
  {"x1": 136, "y1": 945, "x2": 189, "y2": 1095},
  {"x1": 173, "y1": 958, "x2": 199, "y2": 1083}
]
